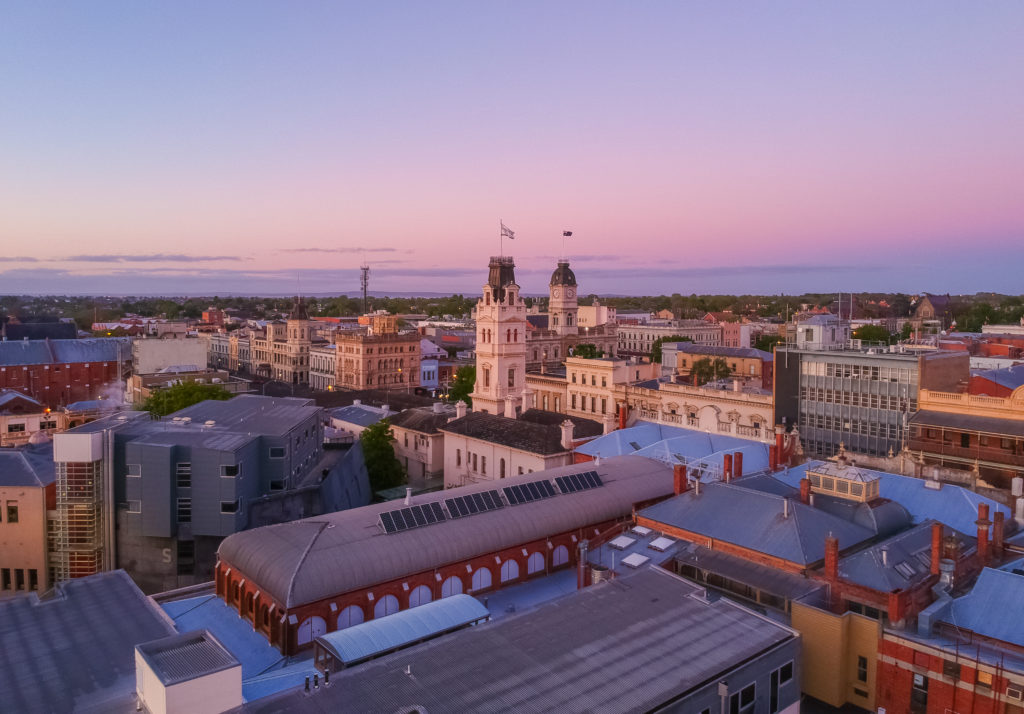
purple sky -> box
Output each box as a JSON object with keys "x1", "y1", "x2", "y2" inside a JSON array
[{"x1": 2, "y1": 2, "x2": 1023, "y2": 296}]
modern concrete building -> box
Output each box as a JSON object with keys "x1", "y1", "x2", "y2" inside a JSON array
[
  {"x1": 132, "y1": 337, "x2": 208, "y2": 376},
  {"x1": 775, "y1": 342, "x2": 969, "y2": 458}
]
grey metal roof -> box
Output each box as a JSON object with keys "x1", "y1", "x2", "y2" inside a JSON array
[
  {"x1": 910, "y1": 409, "x2": 1024, "y2": 437},
  {"x1": 136, "y1": 630, "x2": 240, "y2": 686},
  {"x1": 674, "y1": 543, "x2": 826, "y2": 604},
  {"x1": 0, "y1": 570, "x2": 175, "y2": 714},
  {"x1": 329, "y1": 404, "x2": 394, "y2": 428},
  {"x1": 639, "y1": 483, "x2": 875, "y2": 566},
  {"x1": 173, "y1": 395, "x2": 321, "y2": 435},
  {"x1": 0, "y1": 337, "x2": 130, "y2": 366},
  {"x1": 837, "y1": 521, "x2": 973, "y2": 593},
  {"x1": 0, "y1": 442, "x2": 55, "y2": 487},
  {"x1": 316, "y1": 594, "x2": 489, "y2": 665},
  {"x1": 388, "y1": 405, "x2": 455, "y2": 434},
  {"x1": 0, "y1": 388, "x2": 44, "y2": 413},
  {"x1": 218, "y1": 455, "x2": 673, "y2": 608},
  {"x1": 947, "y1": 568, "x2": 1024, "y2": 646},
  {"x1": 810, "y1": 459, "x2": 879, "y2": 483},
  {"x1": 237, "y1": 567, "x2": 797, "y2": 714}
]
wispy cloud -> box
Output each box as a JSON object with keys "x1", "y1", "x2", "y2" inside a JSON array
[
  {"x1": 5, "y1": 256, "x2": 40, "y2": 262},
  {"x1": 65, "y1": 253, "x2": 245, "y2": 263},
  {"x1": 281, "y1": 247, "x2": 401, "y2": 254}
]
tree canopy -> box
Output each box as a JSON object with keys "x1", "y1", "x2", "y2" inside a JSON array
[
  {"x1": 691, "y1": 357, "x2": 732, "y2": 386},
  {"x1": 571, "y1": 343, "x2": 604, "y2": 359},
  {"x1": 754, "y1": 333, "x2": 783, "y2": 353},
  {"x1": 142, "y1": 381, "x2": 233, "y2": 416},
  {"x1": 447, "y1": 365, "x2": 476, "y2": 406},
  {"x1": 360, "y1": 419, "x2": 405, "y2": 492},
  {"x1": 853, "y1": 324, "x2": 894, "y2": 344}
]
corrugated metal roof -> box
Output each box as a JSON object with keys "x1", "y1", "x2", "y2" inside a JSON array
[
  {"x1": 674, "y1": 543, "x2": 826, "y2": 603},
  {"x1": 910, "y1": 409, "x2": 1024, "y2": 437},
  {"x1": 640, "y1": 483, "x2": 874, "y2": 566},
  {"x1": 136, "y1": 629, "x2": 239, "y2": 685},
  {"x1": 239, "y1": 567, "x2": 798, "y2": 714},
  {"x1": 972, "y1": 363, "x2": 1024, "y2": 391},
  {"x1": 947, "y1": 568, "x2": 1024, "y2": 646},
  {"x1": 662, "y1": 343, "x2": 773, "y2": 361},
  {"x1": 0, "y1": 442, "x2": 55, "y2": 487},
  {"x1": 775, "y1": 462, "x2": 1012, "y2": 537},
  {"x1": 0, "y1": 337, "x2": 131, "y2": 366},
  {"x1": 0, "y1": 388, "x2": 43, "y2": 412},
  {"x1": 316, "y1": 594, "x2": 488, "y2": 665},
  {"x1": 330, "y1": 404, "x2": 394, "y2": 428},
  {"x1": 218, "y1": 455, "x2": 673, "y2": 608}
]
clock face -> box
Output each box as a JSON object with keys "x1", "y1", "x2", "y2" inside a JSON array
[
  {"x1": 567, "y1": 289, "x2": 575, "y2": 298},
  {"x1": 552, "y1": 289, "x2": 560, "y2": 298}
]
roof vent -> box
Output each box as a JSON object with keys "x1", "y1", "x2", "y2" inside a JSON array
[
  {"x1": 204, "y1": 420, "x2": 216, "y2": 427},
  {"x1": 353, "y1": 399, "x2": 361, "y2": 406}
]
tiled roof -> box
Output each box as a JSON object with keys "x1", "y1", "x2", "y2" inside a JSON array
[
  {"x1": 389, "y1": 406, "x2": 455, "y2": 434},
  {"x1": 440, "y1": 410, "x2": 597, "y2": 455}
]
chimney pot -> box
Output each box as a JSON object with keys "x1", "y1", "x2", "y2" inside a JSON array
[
  {"x1": 673, "y1": 463, "x2": 688, "y2": 496},
  {"x1": 404, "y1": 487, "x2": 412, "y2": 505},
  {"x1": 825, "y1": 535, "x2": 839, "y2": 581},
  {"x1": 723, "y1": 453, "x2": 733, "y2": 483},
  {"x1": 733, "y1": 451, "x2": 743, "y2": 479},
  {"x1": 977, "y1": 503, "x2": 992, "y2": 566},
  {"x1": 800, "y1": 477, "x2": 812, "y2": 505},
  {"x1": 994, "y1": 510, "x2": 1006, "y2": 556}
]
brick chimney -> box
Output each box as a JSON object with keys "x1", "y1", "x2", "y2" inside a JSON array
[
  {"x1": 576, "y1": 540, "x2": 590, "y2": 589},
  {"x1": 993, "y1": 510, "x2": 1005, "y2": 557},
  {"x1": 560, "y1": 420, "x2": 575, "y2": 451},
  {"x1": 618, "y1": 403, "x2": 628, "y2": 430},
  {"x1": 768, "y1": 445, "x2": 777, "y2": 471},
  {"x1": 930, "y1": 522, "x2": 943, "y2": 576},
  {"x1": 733, "y1": 452, "x2": 743, "y2": 480},
  {"x1": 673, "y1": 463, "x2": 688, "y2": 496},
  {"x1": 824, "y1": 535, "x2": 839, "y2": 581},
  {"x1": 976, "y1": 503, "x2": 992, "y2": 566},
  {"x1": 775, "y1": 426, "x2": 785, "y2": 466},
  {"x1": 723, "y1": 454, "x2": 733, "y2": 483},
  {"x1": 800, "y1": 477, "x2": 812, "y2": 505}
]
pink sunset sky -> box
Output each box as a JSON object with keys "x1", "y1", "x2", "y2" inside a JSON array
[{"x1": 2, "y1": 2, "x2": 1022, "y2": 295}]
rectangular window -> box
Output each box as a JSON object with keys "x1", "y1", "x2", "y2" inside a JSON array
[
  {"x1": 6, "y1": 501, "x2": 18, "y2": 524},
  {"x1": 977, "y1": 670, "x2": 993, "y2": 688},
  {"x1": 571, "y1": 394, "x2": 577, "y2": 410},
  {"x1": 269, "y1": 479, "x2": 285, "y2": 491},
  {"x1": 572, "y1": 372, "x2": 577, "y2": 383},
  {"x1": 175, "y1": 463, "x2": 192, "y2": 488},
  {"x1": 127, "y1": 500, "x2": 142, "y2": 513},
  {"x1": 729, "y1": 683, "x2": 756, "y2": 714},
  {"x1": 221, "y1": 464, "x2": 239, "y2": 477},
  {"x1": 177, "y1": 540, "x2": 195, "y2": 576},
  {"x1": 456, "y1": 449, "x2": 461, "y2": 467},
  {"x1": 221, "y1": 499, "x2": 240, "y2": 514},
  {"x1": 942, "y1": 659, "x2": 960, "y2": 680},
  {"x1": 858, "y1": 655, "x2": 868, "y2": 682},
  {"x1": 15, "y1": 569, "x2": 25, "y2": 590},
  {"x1": 127, "y1": 463, "x2": 141, "y2": 477},
  {"x1": 177, "y1": 498, "x2": 192, "y2": 523},
  {"x1": 911, "y1": 672, "x2": 928, "y2": 713},
  {"x1": 1, "y1": 568, "x2": 9, "y2": 590},
  {"x1": 39, "y1": 420, "x2": 57, "y2": 430},
  {"x1": 28, "y1": 569, "x2": 37, "y2": 591},
  {"x1": 481, "y1": 456, "x2": 487, "y2": 475},
  {"x1": 269, "y1": 447, "x2": 286, "y2": 458},
  {"x1": 960, "y1": 433, "x2": 970, "y2": 448},
  {"x1": 7, "y1": 423, "x2": 26, "y2": 433}
]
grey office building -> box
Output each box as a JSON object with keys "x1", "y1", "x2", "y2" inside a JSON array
[
  {"x1": 53, "y1": 395, "x2": 371, "y2": 593},
  {"x1": 775, "y1": 346, "x2": 967, "y2": 459}
]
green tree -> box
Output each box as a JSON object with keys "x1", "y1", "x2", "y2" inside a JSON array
[
  {"x1": 650, "y1": 336, "x2": 692, "y2": 363},
  {"x1": 691, "y1": 357, "x2": 732, "y2": 386},
  {"x1": 853, "y1": 324, "x2": 893, "y2": 344},
  {"x1": 899, "y1": 322, "x2": 913, "y2": 341},
  {"x1": 447, "y1": 365, "x2": 476, "y2": 406},
  {"x1": 754, "y1": 334, "x2": 783, "y2": 353},
  {"x1": 142, "y1": 382, "x2": 233, "y2": 416},
  {"x1": 572, "y1": 343, "x2": 604, "y2": 359},
  {"x1": 360, "y1": 419, "x2": 405, "y2": 491}
]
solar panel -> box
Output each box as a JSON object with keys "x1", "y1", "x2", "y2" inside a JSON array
[
  {"x1": 502, "y1": 486, "x2": 518, "y2": 505},
  {"x1": 569, "y1": 473, "x2": 585, "y2": 491},
  {"x1": 555, "y1": 471, "x2": 605, "y2": 495},
  {"x1": 527, "y1": 482, "x2": 542, "y2": 500},
  {"x1": 430, "y1": 501, "x2": 447, "y2": 523},
  {"x1": 540, "y1": 480, "x2": 557, "y2": 498},
  {"x1": 411, "y1": 506, "x2": 427, "y2": 527},
  {"x1": 391, "y1": 509, "x2": 408, "y2": 531},
  {"x1": 444, "y1": 497, "x2": 464, "y2": 518},
  {"x1": 380, "y1": 511, "x2": 396, "y2": 533}
]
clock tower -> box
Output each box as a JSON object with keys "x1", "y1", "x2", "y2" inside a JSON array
[
  {"x1": 549, "y1": 259, "x2": 579, "y2": 338},
  {"x1": 470, "y1": 256, "x2": 527, "y2": 417}
]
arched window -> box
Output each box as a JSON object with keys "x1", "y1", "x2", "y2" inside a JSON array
[
  {"x1": 500, "y1": 559, "x2": 520, "y2": 583},
  {"x1": 506, "y1": 329, "x2": 511, "y2": 343},
  {"x1": 470, "y1": 567, "x2": 492, "y2": 592},
  {"x1": 499, "y1": 458, "x2": 505, "y2": 478},
  {"x1": 374, "y1": 594, "x2": 400, "y2": 619},
  {"x1": 337, "y1": 605, "x2": 364, "y2": 630},
  {"x1": 244, "y1": 592, "x2": 255, "y2": 617},
  {"x1": 296, "y1": 616, "x2": 326, "y2": 646},
  {"x1": 527, "y1": 552, "x2": 545, "y2": 575},
  {"x1": 513, "y1": 329, "x2": 518, "y2": 342},
  {"x1": 552, "y1": 545, "x2": 569, "y2": 567},
  {"x1": 441, "y1": 576, "x2": 463, "y2": 598},
  {"x1": 260, "y1": 605, "x2": 270, "y2": 628},
  {"x1": 409, "y1": 585, "x2": 432, "y2": 608}
]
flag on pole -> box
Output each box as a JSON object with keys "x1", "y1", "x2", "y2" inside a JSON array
[
  {"x1": 500, "y1": 222, "x2": 515, "y2": 240},
  {"x1": 563, "y1": 230, "x2": 573, "y2": 237}
]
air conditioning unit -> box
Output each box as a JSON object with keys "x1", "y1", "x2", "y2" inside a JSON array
[{"x1": 1007, "y1": 684, "x2": 1024, "y2": 702}]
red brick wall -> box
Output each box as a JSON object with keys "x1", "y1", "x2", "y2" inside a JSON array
[{"x1": 0, "y1": 361, "x2": 122, "y2": 409}]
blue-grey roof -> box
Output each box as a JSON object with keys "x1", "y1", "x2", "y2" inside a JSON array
[
  {"x1": 633, "y1": 435, "x2": 770, "y2": 479},
  {"x1": 330, "y1": 403, "x2": 394, "y2": 428},
  {"x1": 316, "y1": 594, "x2": 489, "y2": 665},
  {"x1": 66, "y1": 399, "x2": 122, "y2": 413},
  {"x1": 173, "y1": 395, "x2": 320, "y2": 435},
  {"x1": 135, "y1": 630, "x2": 239, "y2": 686},
  {"x1": 972, "y1": 363, "x2": 1024, "y2": 392},
  {"x1": 947, "y1": 568, "x2": 1024, "y2": 646},
  {"x1": 239, "y1": 567, "x2": 799, "y2": 714},
  {"x1": 577, "y1": 421, "x2": 764, "y2": 462},
  {"x1": 640, "y1": 483, "x2": 875, "y2": 566},
  {"x1": 0, "y1": 337, "x2": 130, "y2": 366},
  {"x1": 0, "y1": 389, "x2": 44, "y2": 412},
  {"x1": 0, "y1": 570, "x2": 175, "y2": 713},
  {"x1": 838, "y1": 521, "x2": 972, "y2": 593},
  {"x1": 0, "y1": 442, "x2": 55, "y2": 487},
  {"x1": 775, "y1": 462, "x2": 1012, "y2": 537}
]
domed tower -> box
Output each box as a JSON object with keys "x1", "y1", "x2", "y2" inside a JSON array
[
  {"x1": 549, "y1": 260, "x2": 579, "y2": 337},
  {"x1": 471, "y1": 256, "x2": 527, "y2": 417},
  {"x1": 285, "y1": 296, "x2": 312, "y2": 385}
]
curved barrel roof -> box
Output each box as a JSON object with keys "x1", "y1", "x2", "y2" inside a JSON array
[{"x1": 218, "y1": 455, "x2": 672, "y2": 609}]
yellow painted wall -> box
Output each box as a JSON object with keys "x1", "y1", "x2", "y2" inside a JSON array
[{"x1": 791, "y1": 601, "x2": 879, "y2": 710}]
